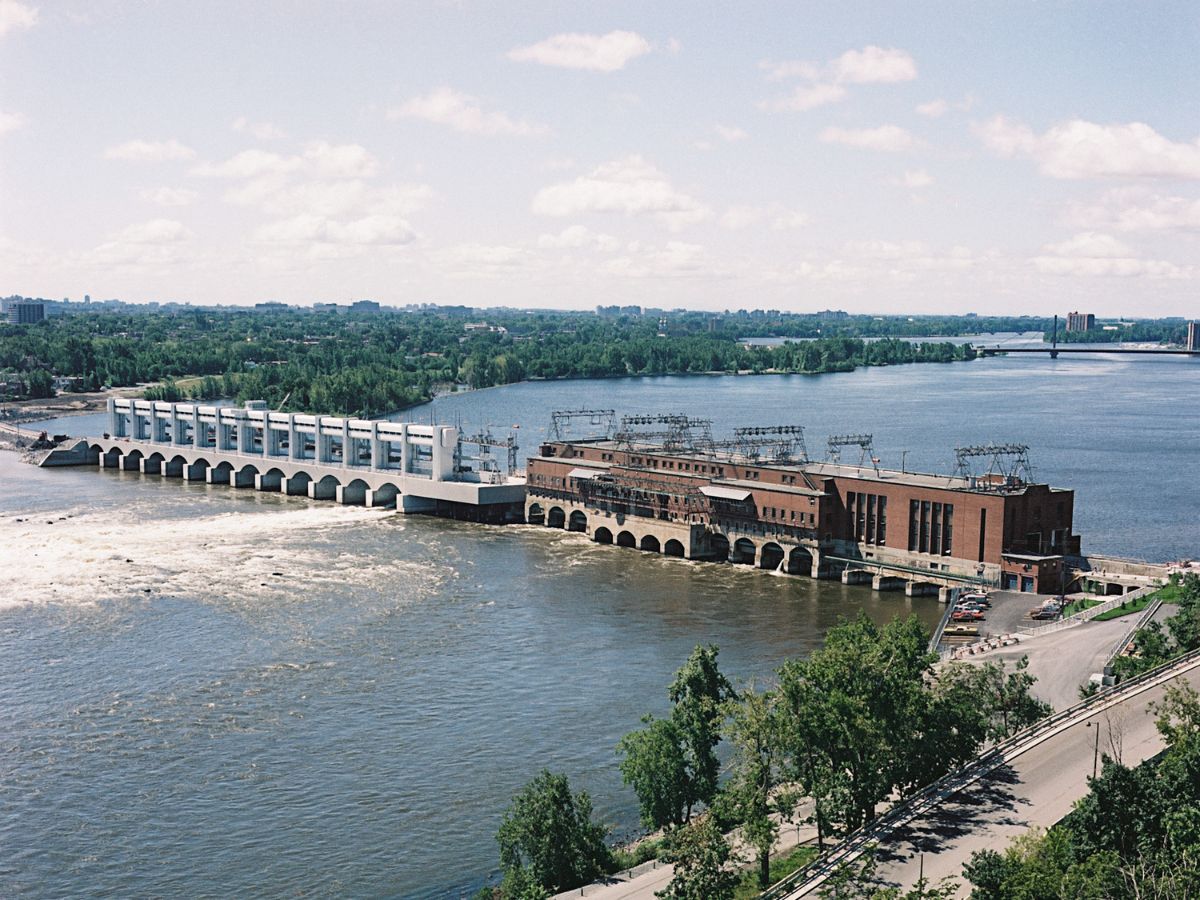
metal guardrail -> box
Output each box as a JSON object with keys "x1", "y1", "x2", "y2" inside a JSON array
[
  {"x1": 1014, "y1": 585, "x2": 1155, "y2": 638},
  {"x1": 758, "y1": 643, "x2": 1200, "y2": 900},
  {"x1": 1106, "y1": 596, "x2": 1165, "y2": 667},
  {"x1": 928, "y1": 590, "x2": 960, "y2": 653}
]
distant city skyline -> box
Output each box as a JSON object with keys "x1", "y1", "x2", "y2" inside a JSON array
[{"x1": 2, "y1": 1, "x2": 1199, "y2": 316}]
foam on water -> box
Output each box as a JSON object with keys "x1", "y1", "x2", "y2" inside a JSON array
[{"x1": 0, "y1": 503, "x2": 394, "y2": 609}]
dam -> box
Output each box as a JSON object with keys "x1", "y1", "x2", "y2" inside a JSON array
[{"x1": 41, "y1": 399, "x2": 526, "y2": 522}]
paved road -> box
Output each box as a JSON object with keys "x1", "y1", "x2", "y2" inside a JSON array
[
  {"x1": 978, "y1": 617, "x2": 1132, "y2": 711},
  {"x1": 784, "y1": 661, "x2": 1200, "y2": 898}
]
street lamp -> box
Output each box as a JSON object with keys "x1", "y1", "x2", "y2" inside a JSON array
[{"x1": 1085, "y1": 721, "x2": 1100, "y2": 778}]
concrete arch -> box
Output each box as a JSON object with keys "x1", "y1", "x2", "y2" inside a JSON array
[
  {"x1": 664, "y1": 538, "x2": 686, "y2": 558},
  {"x1": 182, "y1": 456, "x2": 210, "y2": 482},
  {"x1": 256, "y1": 466, "x2": 285, "y2": 492},
  {"x1": 732, "y1": 537, "x2": 756, "y2": 565},
  {"x1": 527, "y1": 502, "x2": 545, "y2": 525},
  {"x1": 310, "y1": 473, "x2": 340, "y2": 500},
  {"x1": 338, "y1": 477, "x2": 370, "y2": 506},
  {"x1": 98, "y1": 445, "x2": 122, "y2": 469},
  {"x1": 165, "y1": 454, "x2": 188, "y2": 478},
  {"x1": 788, "y1": 546, "x2": 814, "y2": 575},
  {"x1": 234, "y1": 463, "x2": 260, "y2": 488},
  {"x1": 640, "y1": 534, "x2": 662, "y2": 553},
  {"x1": 547, "y1": 506, "x2": 566, "y2": 529},
  {"x1": 568, "y1": 510, "x2": 588, "y2": 533},
  {"x1": 709, "y1": 533, "x2": 731, "y2": 561},
  {"x1": 616, "y1": 530, "x2": 637, "y2": 548},
  {"x1": 760, "y1": 542, "x2": 785, "y2": 571},
  {"x1": 207, "y1": 460, "x2": 234, "y2": 485},
  {"x1": 369, "y1": 482, "x2": 400, "y2": 509},
  {"x1": 285, "y1": 470, "x2": 312, "y2": 496},
  {"x1": 141, "y1": 450, "x2": 166, "y2": 476},
  {"x1": 594, "y1": 526, "x2": 614, "y2": 545}
]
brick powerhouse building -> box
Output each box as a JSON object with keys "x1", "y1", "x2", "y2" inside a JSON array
[{"x1": 526, "y1": 431, "x2": 1079, "y2": 594}]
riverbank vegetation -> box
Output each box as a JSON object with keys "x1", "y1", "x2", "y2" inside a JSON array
[
  {"x1": 2, "y1": 308, "x2": 994, "y2": 416},
  {"x1": 480, "y1": 614, "x2": 1051, "y2": 899},
  {"x1": 963, "y1": 680, "x2": 1200, "y2": 898}
]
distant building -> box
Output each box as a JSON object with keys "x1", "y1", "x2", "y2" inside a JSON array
[
  {"x1": 7, "y1": 301, "x2": 45, "y2": 325},
  {"x1": 1065, "y1": 311, "x2": 1095, "y2": 332},
  {"x1": 255, "y1": 301, "x2": 290, "y2": 311},
  {"x1": 350, "y1": 300, "x2": 381, "y2": 313},
  {"x1": 1188, "y1": 321, "x2": 1198, "y2": 352}
]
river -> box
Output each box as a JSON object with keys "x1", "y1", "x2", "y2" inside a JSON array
[{"x1": 2, "y1": 352, "x2": 1196, "y2": 897}]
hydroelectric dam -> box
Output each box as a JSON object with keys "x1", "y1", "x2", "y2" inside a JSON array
[{"x1": 41, "y1": 399, "x2": 527, "y2": 522}]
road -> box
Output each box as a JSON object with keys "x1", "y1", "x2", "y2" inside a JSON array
[{"x1": 782, "y1": 658, "x2": 1200, "y2": 898}]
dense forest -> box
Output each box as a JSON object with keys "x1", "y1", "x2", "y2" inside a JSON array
[{"x1": 0, "y1": 307, "x2": 984, "y2": 416}]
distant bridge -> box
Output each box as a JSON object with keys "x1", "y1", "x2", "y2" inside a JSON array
[{"x1": 978, "y1": 346, "x2": 1199, "y2": 358}]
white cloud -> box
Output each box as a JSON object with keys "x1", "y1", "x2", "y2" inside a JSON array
[
  {"x1": 507, "y1": 30, "x2": 652, "y2": 72},
  {"x1": 140, "y1": 186, "x2": 199, "y2": 207},
  {"x1": 190, "y1": 142, "x2": 379, "y2": 180},
  {"x1": 896, "y1": 169, "x2": 934, "y2": 189},
  {"x1": 715, "y1": 124, "x2": 748, "y2": 143},
  {"x1": 760, "y1": 83, "x2": 847, "y2": 112},
  {"x1": 0, "y1": 0, "x2": 37, "y2": 38},
  {"x1": 537, "y1": 225, "x2": 620, "y2": 252},
  {"x1": 232, "y1": 116, "x2": 286, "y2": 141},
  {"x1": 253, "y1": 213, "x2": 416, "y2": 246},
  {"x1": 1065, "y1": 188, "x2": 1200, "y2": 232},
  {"x1": 976, "y1": 115, "x2": 1200, "y2": 180},
  {"x1": 830, "y1": 46, "x2": 917, "y2": 84},
  {"x1": 1032, "y1": 231, "x2": 1191, "y2": 278},
  {"x1": 720, "y1": 203, "x2": 809, "y2": 230},
  {"x1": 916, "y1": 99, "x2": 948, "y2": 118},
  {"x1": 770, "y1": 210, "x2": 810, "y2": 230},
  {"x1": 602, "y1": 241, "x2": 713, "y2": 279},
  {"x1": 105, "y1": 139, "x2": 196, "y2": 162},
  {"x1": 114, "y1": 219, "x2": 192, "y2": 244},
  {"x1": 760, "y1": 45, "x2": 915, "y2": 112},
  {"x1": 81, "y1": 219, "x2": 194, "y2": 269},
  {"x1": 0, "y1": 109, "x2": 24, "y2": 135},
  {"x1": 758, "y1": 59, "x2": 820, "y2": 82},
  {"x1": 389, "y1": 87, "x2": 546, "y2": 136},
  {"x1": 532, "y1": 155, "x2": 711, "y2": 228},
  {"x1": 303, "y1": 141, "x2": 380, "y2": 179},
  {"x1": 820, "y1": 125, "x2": 915, "y2": 152}
]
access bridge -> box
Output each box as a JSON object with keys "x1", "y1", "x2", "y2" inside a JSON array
[{"x1": 42, "y1": 399, "x2": 526, "y2": 521}]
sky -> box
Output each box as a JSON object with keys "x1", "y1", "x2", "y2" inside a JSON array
[{"x1": 1, "y1": 0, "x2": 1199, "y2": 316}]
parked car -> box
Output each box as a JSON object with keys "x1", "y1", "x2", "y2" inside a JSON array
[{"x1": 952, "y1": 609, "x2": 985, "y2": 622}]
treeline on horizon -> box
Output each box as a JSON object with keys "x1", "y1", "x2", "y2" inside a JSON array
[{"x1": 0, "y1": 307, "x2": 1179, "y2": 417}]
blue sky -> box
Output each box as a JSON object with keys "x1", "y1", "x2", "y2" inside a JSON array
[{"x1": 2, "y1": 0, "x2": 1199, "y2": 315}]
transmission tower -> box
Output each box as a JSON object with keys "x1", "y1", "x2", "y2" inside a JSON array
[
  {"x1": 827, "y1": 433, "x2": 878, "y2": 471},
  {"x1": 953, "y1": 443, "x2": 1034, "y2": 488},
  {"x1": 614, "y1": 414, "x2": 714, "y2": 452},
  {"x1": 548, "y1": 409, "x2": 615, "y2": 442}
]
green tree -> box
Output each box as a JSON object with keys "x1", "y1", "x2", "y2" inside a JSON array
[
  {"x1": 667, "y1": 644, "x2": 736, "y2": 817},
  {"x1": 496, "y1": 770, "x2": 612, "y2": 893},
  {"x1": 655, "y1": 815, "x2": 740, "y2": 900},
  {"x1": 618, "y1": 716, "x2": 691, "y2": 830},
  {"x1": 725, "y1": 682, "x2": 784, "y2": 889}
]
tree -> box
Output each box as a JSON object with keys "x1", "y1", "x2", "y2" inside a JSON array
[
  {"x1": 725, "y1": 682, "x2": 784, "y2": 889},
  {"x1": 667, "y1": 644, "x2": 736, "y2": 817},
  {"x1": 983, "y1": 656, "x2": 1052, "y2": 740},
  {"x1": 656, "y1": 816, "x2": 740, "y2": 900},
  {"x1": 496, "y1": 770, "x2": 612, "y2": 893},
  {"x1": 618, "y1": 716, "x2": 691, "y2": 830}
]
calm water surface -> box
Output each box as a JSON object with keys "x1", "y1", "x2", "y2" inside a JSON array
[{"x1": 3, "y1": 354, "x2": 1197, "y2": 897}]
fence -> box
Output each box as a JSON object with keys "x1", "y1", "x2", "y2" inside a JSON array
[{"x1": 759, "y1": 644, "x2": 1200, "y2": 900}]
